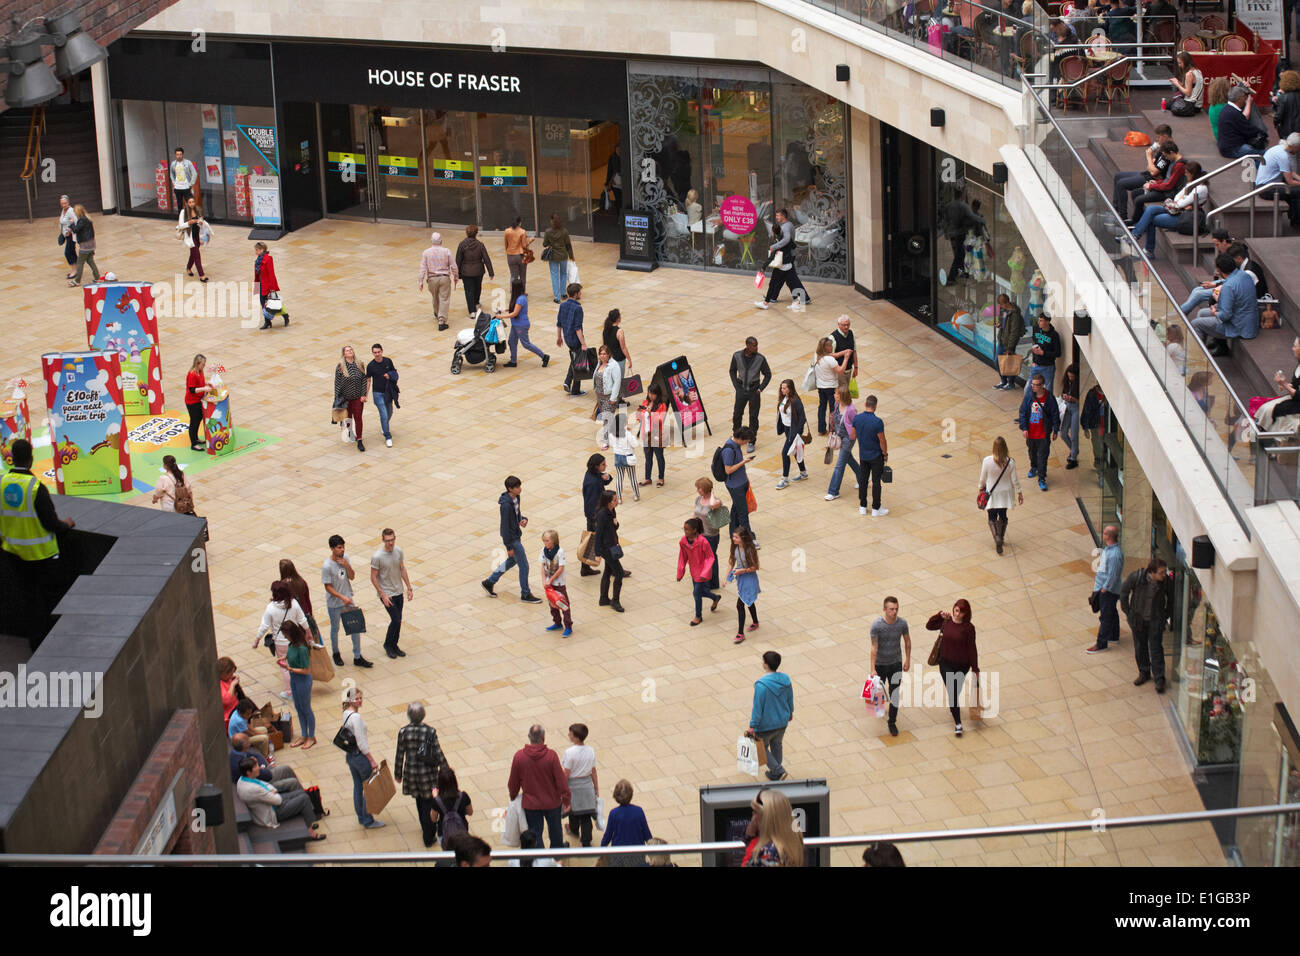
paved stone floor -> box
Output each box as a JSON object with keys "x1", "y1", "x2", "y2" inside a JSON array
[{"x1": 0, "y1": 212, "x2": 1222, "y2": 866}]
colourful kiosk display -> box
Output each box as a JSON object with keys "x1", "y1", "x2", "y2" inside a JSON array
[
  {"x1": 1, "y1": 382, "x2": 31, "y2": 467},
  {"x1": 84, "y1": 281, "x2": 164, "y2": 417},
  {"x1": 203, "y1": 381, "x2": 235, "y2": 457},
  {"x1": 40, "y1": 351, "x2": 132, "y2": 495}
]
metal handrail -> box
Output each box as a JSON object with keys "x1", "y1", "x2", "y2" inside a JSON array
[
  {"x1": 1020, "y1": 76, "x2": 1269, "y2": 515},
  {"x1": 6, "y1": 802, "x2": 1298, "y2": 865},
  {"x1": 1205, "y1": 179, "x2": 1291, "y2": 239},
  {"x1": 1189, "y1": 156, "x2": 1264, "y2": 266},
  {"x1": 1036, "y1": 54, "x2": 1144, "y2": 90},
  {"x1": 18, "y1": 105, "x2": 44, "y2": 224}
]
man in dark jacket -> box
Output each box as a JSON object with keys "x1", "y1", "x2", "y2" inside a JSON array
[
  {"x1": 481, "y1": 475, "x2": 541, "y2": 602},
  {"x1": 1217, "y1": 87, "x2": 1266, "y2": 159},
  {"x1": 1024, "y1": 312, "x2": 1062, "y2": 397},
  {"x1": 365, "y1": 343, "x2": 399, "y2": 447},
  {"x1": 454, "y1": 225, "x2": 495, "y2": 319},
  {"x1": 729, "y1": 337, "x2": 772, "y2": 449},
  {"x1": 1120, "y1": 557, "x2": 1174, "y2": 692},
  {"x1": 941, "y1": 194, "x2": 986, "y2": 284},
  {"x1": 507, "y1": 724, "x2": 570, "y2": 849},
  {"x1": 994, "y1": 294, "x2": 1026, "y2": 389},
  {"x1": 1019, "y1": 372, "x2": 1060, "y2": 492}
]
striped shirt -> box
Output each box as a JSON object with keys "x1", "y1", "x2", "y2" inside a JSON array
[{"x1": 419, "y1": 245, "x2": 457, "y2": 282}]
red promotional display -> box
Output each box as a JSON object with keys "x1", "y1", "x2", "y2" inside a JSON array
[
  {"x1": 83, "y1": 281, "x2": 164, "y2": 416},
  {"x1": 1192, "y1": 50, "x2": 1278, "y2": 106},
  {"x1": 154, "y1": 162, "x2": 170, "y2": 210}
]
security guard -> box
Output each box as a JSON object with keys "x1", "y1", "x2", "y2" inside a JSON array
[{"x1": 1, "y1": 439, "x2": 74, "y2": 646}]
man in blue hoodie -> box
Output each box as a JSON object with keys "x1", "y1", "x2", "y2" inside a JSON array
[
  {"x1": 748, "y1": 650, "x2": 794, "y2": 781},
  {"x1": 482, "y1": 475, "x2": 542, "y2": 603}
]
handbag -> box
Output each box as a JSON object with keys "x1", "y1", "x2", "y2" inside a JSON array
[
  {"x1": 927, "y1": 633, "x2": 944, "y2": 667},
  {"x1": 745, "y1": 484, "x2": 758, "y2": 514},
  {"x1": 330, "y1": 407, "x2": 349, "y2": 424},
  {"x1": 620, "y1": 374, "x2": 643, "y2": 400},
  {"x1": 968, "y1": 677, "x2": 983, "y2": 720},
  {"x1": 57, "y1": 231, "x2": 66, "y2": 245},
  {"x1": 1089, "y1": 590, "x2": 1102, "y2": 613},
  {"x1": 824, "y1": 445, "x2": 835, "y2": 465},
  {"x1": 848, "y1": 377, "x2": 859, "y2": 399},
  {"x1": 881, "y1": 465, "x2": 893, "y2": 483},
  {"x1": 540, "y1": 246, "x2": 553, "y2": 261},
  {"x1": 768, "y1": 250, "x2": 784, "y2": 270},
  {"x1": 309, "y1": 644, "x2": 335, "y2": 682},
  {"x1": 340, "y1": 607, "x2": 366, "y2": 634},
  {"x1": 977, "y1": 460, "x2": 1010, "y2": 510},
  {"x1": 261, "y1": 605, "x2": 289, "y2": 654},
  {"x1": 577, "y1": 530, "x2": 601, "y2": 567},
  {"x1": 705, "y1": 502, "x2": 731, "y2": 531},
  {"x1": 333, "y1": 711, "x2": 360, "y2": 754},
  {"x1": 608, "y1": 544, "x2": 624, "y2": 560},
  {"x1": 998, "y1": 353, "x2": 1023, "y2": 376},
  {"x1": 521, "y1": 246, "x2": 535, "y2": 264},
  {"x1": 1169, "y1": 95, "x2": 1198, "y2": 117}
]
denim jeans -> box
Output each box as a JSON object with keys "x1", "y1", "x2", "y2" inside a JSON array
[
  {"x1": 1024, "y1": 364, "x2": 1055, "y2": 398},
  {"x1": 549, "y1": 260, "x2": 566, "y2": 300},
  {"x1": 372, "y1": 392, "x2": 392, "y2": 440},
  {"x1": 692, "y1": 579, "x2": 721, "y2": 618},
  {"x1": 524, "y1": 805, "x2": 565, "y2": 849},
  {"x1": 1096, "y1": 590, "x2": 1120, "y2": 649},
  {"x1": 1026, "y1": 436, "x2": 1051, "y2": 480},
  {"x1": 816, "y1": 387, "x2": 836, "y2": 434},
  {"x1": 290, "y1": 671, "x2": 315, "y2": 738},
  {"x1": 327, "y1": 604, "x2": 363, "y2": 659},
  {"x1": 1061, "y1": 402, "x2": 1080, "y2": 463},
  {"x1": 346, "y1": 750, "x2": 376, "y2": 825},
  {"x1": 1111, "y1": 170, "x2": 1146, "y2": 221},
  {"x1": 509, "y1": 324, "x2": 546, "y2": 363},
  {"x1": 1180, "y1": 285, "x2": 1215, "y2": 316},
  {"x1": 1231, "y1": 143, "x2": 1264, "y2": 159},
  {"x1": 382, "y1": 593, "x2": 403, "y2": 650},
  {"x1": 826, "y1": 441, "x2": 860, "y2": 496},
  {"x1": 757, "y1": 726, "x2": 787, "y2": 780},
  {"x1": 727, "y1": 481, "x2": 751, "y2": 536},
  {"x1": 1134, "y1": 208, "x2": 1181, "y2": 254},
  {"x1": 488, "y1": 538, "x2": 531, "y2": 595}
]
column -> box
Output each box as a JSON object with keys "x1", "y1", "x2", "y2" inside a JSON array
[
  {"x1": 849, "y1": 108, "x2": 883, "y2": 295},
  {"x1": 90, "y1": 60, "x2": 116, "y2": 213}
]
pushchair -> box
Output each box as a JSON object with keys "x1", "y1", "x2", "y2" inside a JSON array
[{"x1": 450, "y1": 311, "x2": 505, "y2": 374}]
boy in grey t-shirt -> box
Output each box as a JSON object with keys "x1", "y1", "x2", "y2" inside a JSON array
[
  {"x1": 869, "y1": 597, "x2": 911, "y2": 735},
  {"x1": 321, "y1": 533, "x2": 370, "y2": 668}
]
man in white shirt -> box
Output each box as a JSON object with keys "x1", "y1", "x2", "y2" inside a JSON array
[
  {"x1": 1255, "y1": 134, "x2": 1300, "y2": 228},
  {"x1": 370, "y1": 527, "x2": 413, "y2": 659},
  {"x1": 236, "y1": 756, "x2": 324, "y2": 839},
  {"x1": 169, "y1": 147, "x2": 199, "y2": 211}
]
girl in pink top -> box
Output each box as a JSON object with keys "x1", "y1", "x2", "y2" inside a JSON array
[{"x1": 677, "y1": 518, "x2": 720, "y2": 626}]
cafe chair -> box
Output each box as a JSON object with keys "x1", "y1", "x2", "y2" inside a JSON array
[
  {"x1": 1199, "y1": 14, "x2": 1226, "y2": 32},
  {"x1": 1096, "y1": 57, "x2": 1132, "y2": 115},
  {"x1": 1149, "y1": 19, "x2": 1178, "y2": 47},
  {"x1": 1180, "y1": 35, "x2": 1206, "y2": 53},
  {"x1": 1058, "y1": 55, "x2": 1091, "y2": 113},
  {"x1": 1219, "y1": 34, "x2": 1248, "y2": 52}
]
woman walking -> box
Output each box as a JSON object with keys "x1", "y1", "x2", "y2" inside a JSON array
[
  {"x1": 276, "y1": 619, "x2": 318, "y2": 749},
  {"x1": 825, "y1": 385, "x2": 860, "y2": 501},
  {"x1": 593, "y1": 345, "x2": 622, "y2": 450},
  {"x1": 184, "y1": 354, "x2": 213, "y2": 451},
  {"x1": 280, "y1": 558, "x2": 323, "y2": 645},
  {"x1": 542, "y1": 212, "x2": 575, "y2": 303},
  {"x1": 179, "y1": 196, "x2": 211, "y2": 281},
  {"x1": 562, "y1": 723, "x2": 599, "y2": 847},
  {"x1": 678, "y1": 518, "x2": 720, "y2": 626},
  {"x1": 926, "y1": 599, "x2": 979, "y2": 736},
  {"x1": 430, "y1": 766, "x2": 473, "y2": 848},
  {"x1": 637, "y1": 384, "x2": 671, "y2": 488},
  {"x1": 774, "y1": 378, "x2": 809, "y2": 489},
  {"x1": 979, "y1": 436, "x2": 1023, "y2": 555},
  {"x1": 728, "y1": 528, "x2": 761, "y2": 644},
  {"x1": 253, "y1": 241, "x2": 287, "y2": 328},
  {"x1": 693, "y1": 477, "x2": 728, "y2": 590},
  {"x1": 504, "y1": 216, "x2": 534, "y2": 286},
  {"x1": 340, "y1": 687, "x2": 385, "y2": 829},
  {"x1": 540, "y1": 529, "x2": 573, "y2": 637},
  {"x1": 68, "y1": 204, "x2": 100, "y2": 285},
  {"x1": 253, "y1": 580, "x2": 311, "y2": 699},
  {"x1": 594, "y1": 490, "x2": 626, "y2": 613},
  {"x1": 742, "y1": 788, "x2": 804, "y2": 866},
  {"x1": 455, "y1": 224, "x2": 495, "y2": 319},
  {"x1": 495, "y1": 280, "x2": 548, "y2": 368},
  {"x1": 334, "y1": 345, "x2": 368, "y2": 452},
  {"x1": 602, "y1": 309, "x2": 633, "y2": 377},
  {"x1": 581, "y1": 454, "x2": 611, "y2": 578},
  {"x1": 812, "y1": 337, "x2": 840, "y2": 435},
  {"x1": 150, "y1": 454, "x2": 195, "y2": 512}
]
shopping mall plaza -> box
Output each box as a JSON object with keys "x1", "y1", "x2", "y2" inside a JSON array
[{"x1": 0, "y1": 0, "x2": 1297, "y2": 879}]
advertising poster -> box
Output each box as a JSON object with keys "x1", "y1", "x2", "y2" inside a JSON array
[
  {"x1": 238, "y1": 123, "x2": 279, "y2": 174},
  {"x1": 1, "y1": 387, "x2": 31, "y2": 467},
  {"x1": 249, "y1": 174, "x2": 282, "y2": 226},
  {"x1": 41, "y1": 351, "x2": 131, "y2": 496},
  {"x1": 651, "y1": 356, "x2": 710, "y2": 440},
  {"x1": 940, "y1": 302, "x2": 1001, "y2": 364},
  {"x1": 84, "y1": 281, "x2": 164, "y2": 416},
  {"x1": 203, "y1": 383, "x2": 235, "y2": 457}
]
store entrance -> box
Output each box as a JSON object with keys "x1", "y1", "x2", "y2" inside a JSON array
[{"x1": 880, "y1": 126, "x2": 934, "y2": 320}]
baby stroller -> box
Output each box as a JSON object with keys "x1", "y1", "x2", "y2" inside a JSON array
[{"x1": 450, "y1": 311, "x2": 504, "y2": 374}]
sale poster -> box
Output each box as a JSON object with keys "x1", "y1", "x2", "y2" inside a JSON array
[
  {"x1": 41, "y1": 351, "x2": 132, "y2": 495},
  {"x1": 84, "y1": 281, "x2": 164, "y2": 416}
]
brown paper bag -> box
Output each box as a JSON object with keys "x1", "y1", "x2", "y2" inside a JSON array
[
  {"x1": 266, "y1": 728, "x2": 284, "y2": 751},
  {"x1": 257, "y1": 701, "x2": 279, "y2": 724},
  {"x1": 577, "y1": 530, "x2": 601, "y2": 568},
  {"x1": 755, "y1": 736, "x2": 768, "y2": 767},
  {"x1": 363, "y1": 759, "x2": 397, "y2": 816},
  {"x1": 998, "y1": 353, "x2": 1023, "y2": 377},
  {"x1": 969, "y1": 676, "x2": 983, "y2": 720},
  {"x1": 310, "y1": 644, "x2": 335, "y2": 682}
]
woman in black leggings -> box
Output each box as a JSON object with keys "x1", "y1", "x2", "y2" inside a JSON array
[
  {"x1": 594, "y1": 490, "x2": 625, "y2": 613},
  {"x1": 184, "y1": 353, "x2": 213, "y2": 451},
  {"x1": 727, "y1": 528, "x2": 761, "y2": 645}
]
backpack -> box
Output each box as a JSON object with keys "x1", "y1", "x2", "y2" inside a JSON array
[
  {"x1": 435, "y1": 791, "x2": 468, "y2": 848},
  {"x1": 711, "y1": 445, "x2": 728, "y2": 483},
  {"x1": 172, "y1": 477, "x2": 195, "y2": 515}
]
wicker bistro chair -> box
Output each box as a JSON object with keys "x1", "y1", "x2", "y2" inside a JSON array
[
  {"x1": 1096, "y1": 56, "x2": 1132, "y2": 114},
  {"x1": 1219, "y1": 33, "x2": 1249, "y2": 52},
  {"x1": 1058, "y1": 54, "x2": 1091, "y2": 112},
  {"x1": 1180, "y1": 34, "x2": 1206, "y2": 52},
  {"x1": 1199, "y1": 14, "x2": 1226, "y2": 32}
]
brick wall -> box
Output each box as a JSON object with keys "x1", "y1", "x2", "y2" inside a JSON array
[
  {"x1": 94, "y1": 709, "x2": 215, "y2": 855},
  {"x1": 0, "y1": 0, "x2": 182, "y2": 112}
]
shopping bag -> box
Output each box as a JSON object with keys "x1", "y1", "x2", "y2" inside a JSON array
[
  {"x1": 969, "y1": 676, "x2": 984, "y2": 720},
  {"x1": 567, "y1": 260, "x2": 580, "y2": 284},
  {"x1": 340, "y1": 607, "x2": 366, "y2": 634},
  {"x1": 801, "y1": 363, "x2": 817, "y2": 392},
  {"x1": 998, "y1": 353, "x2": 1023, "y2": 377},
  {"x1": 545, "y1": 585, "x2": 569, "y2": 612},
  {"x1": 754, "y1": 270, "x2": 766, "y2": 289},
  {"x1": 362, "y1": 758, "x2": 397, "y2": 816},
  {"x1": 309, "y1": 644, "x2": 335, "y2": 682},
  {"x1": 745, "y1": 485, "x2": 757, "y2": 514},
  {"x1": 577, "y1": 530, "x2": 601, "y2": 568},
  {"x1": 330, "y1": 407, "x2": 349, "y2": 424},
  {"x1": 737, "y1": 734, "x2": 760, "y2": 777},
  {"x1": 866, "y1": 675, "x2": 888, "y2": 718},
  {"x1": 595, "y1": 796, "x2": 607, "y2": 831},
  {"x1": 502, "y1": 793, "x2": 523, "y2": 847},
  {"x1": 848, "y1": 377, "x2": 859, "y2": 399}
]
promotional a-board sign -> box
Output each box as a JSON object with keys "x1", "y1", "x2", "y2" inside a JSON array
[
  {"x1": 650, "y1": 356, "x2": 710, "y2": 441},
  {"x1": 41, "y1": 351, "x2": 132, "y2": 495},
  {"x1": 84, "y1": 281, "x2": 164, "y2": 416}
]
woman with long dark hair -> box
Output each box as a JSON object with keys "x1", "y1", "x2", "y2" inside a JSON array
[
  {"x1": 180, "y1": 195, "x2": 210, "y2": 281},
  {"x1": 495, "y1": 280, "x2": 548, "y2": 368},
  {"x1": 280, "y1": 558, "x2": 322, "y2": 645},
  {"x1": 637, "y1": 383, "x2": 671, "y2": 487},
  {"x1": 151, "y1": 454, "x2": 193, "y2": 511},
  {"x1": 926, "y1": 599, "x2": 979, "y2": 736},
  {"x1": 430, "y1": 765, "x2": 473, "y2": 849},
  {"x1": 774, "y1": 378, "x2": 809, "y2": 489},
  {"x1": 594, "y1": 490, "x2": 626, "y2": 612},
  {"x1": 254, "y1": 580, "x2": 311, "y2": 700},
  {"x1": 602, "y1": 309, "x2": 632, "y2": 377},
  {"x1": 581, "y1": 453, "x2": 612, "y2": 577},
  {"x1": 728, "y1": 528, "x2": 761, "y2": 644},
  {"x1": 504, "y1": 215, "x2": 534, "y2": 286},
  {"x1": 184, "y1": 354, "x2": 213, "y2": 451},
  {"x1": 276, "y1": 619, "x2": 317, "y2": 749}
]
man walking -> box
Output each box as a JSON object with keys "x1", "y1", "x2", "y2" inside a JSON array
[
  {"x1": 720, "y1": 426, "x2": 758, "y2": 544},
  {"x1": 1018, "y1": 372, "x2": 1060, "y2": 492},
  {"x1": 869, "y1": 597, "x2": 911, "y2": 736},
  {"x1": 370, "y1": 527, "x2": 413, "y2": 659},
  {"x1": 418, "y1": 231, "x2": 458, "y2": 330},
  {"x1": 1120, "y1": 558, "x2": 1174, "y2": 692},
  {"x1": 851, "y1": 395, "x2": 889, "y2": 517},
  {"x1": 507, "y1": 724, "x2": 570, "y2": 849},
  {"x1": 557, "y1": 283, "x2": 587, "y2": 396},
  {"x1": 169, "y1": 147, "x2": 198, "y2": 211},
  {"x1": 482, "y1": 476, "x2": 542, "y2": 602},
  {"x1": 754, "y1": 209, "x2": 810, "y2": 309},
  {"x1": 728, "y1": 337, "x2": 771, "y2": 447},
  {"x1": 321, "y1": 534, "x2": 372, "y2": 669},
  {"x1": 365, "y1": 343, "x2": 399, "y2": 448},
  {"x1": 747, "y1": 651, "x2": 794, "y2": 781},
  {"x1": 1, "y1": 438, "x2": 75, "y2": 648},
  {"x1": 1087, "y1": 524, "x2": 1124, "y2": 654},
  {"x1": 393, "y1": 701, "x2": 446, "y2": 849},
  {"x1": 1025, "y1": 313, "x2": 1062, "y2": 396}
]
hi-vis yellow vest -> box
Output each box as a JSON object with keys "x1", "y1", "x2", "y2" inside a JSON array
[{"x1": 0, "y1": 471, "x2": 58, "y2": 561}]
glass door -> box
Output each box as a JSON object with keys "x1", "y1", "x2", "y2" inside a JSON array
[
  {"x1": 536, "y1": 116, "x2": 606, "y2": 238},
  {"x1": 700, "y1": 77, "x2": 771, "y2": 272},
  {"x1": 321, "y1": 103, "x2": 369, "y2": 218},
  {"x1": 475, "y1": 113, "x2": 535, "y2": 232},
  {"x1": 370, "y1": 106, "x2": 426, "y2": 222},
  {"x1": 425, "y1": 109, "x2": 476, "y2": 226}
]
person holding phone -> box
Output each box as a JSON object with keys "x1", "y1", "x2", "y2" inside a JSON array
[{"x1": 721, "y1": 425, "x2": 759, "y2": 547}]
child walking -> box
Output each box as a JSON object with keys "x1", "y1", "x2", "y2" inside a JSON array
[
  {"x1": 540, "y1": 530, "x2": 573, "y2": 637},
  {"x1": 727, "y1": 528, "x2": 761, "y2": 644},
  {"x1": 677, "y1": 518, "x2": 720, "y2": 626}
]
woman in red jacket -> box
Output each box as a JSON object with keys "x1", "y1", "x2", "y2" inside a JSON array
[
  {"x1": 677, "y1": 518, "x2": 720, "y2": 626},
  {"x1": 254, "y1": 241, "x2": 288, "y2": 329},
  {"x1": 926, "y1": 599, "x2": 978, "y2": 737}
]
